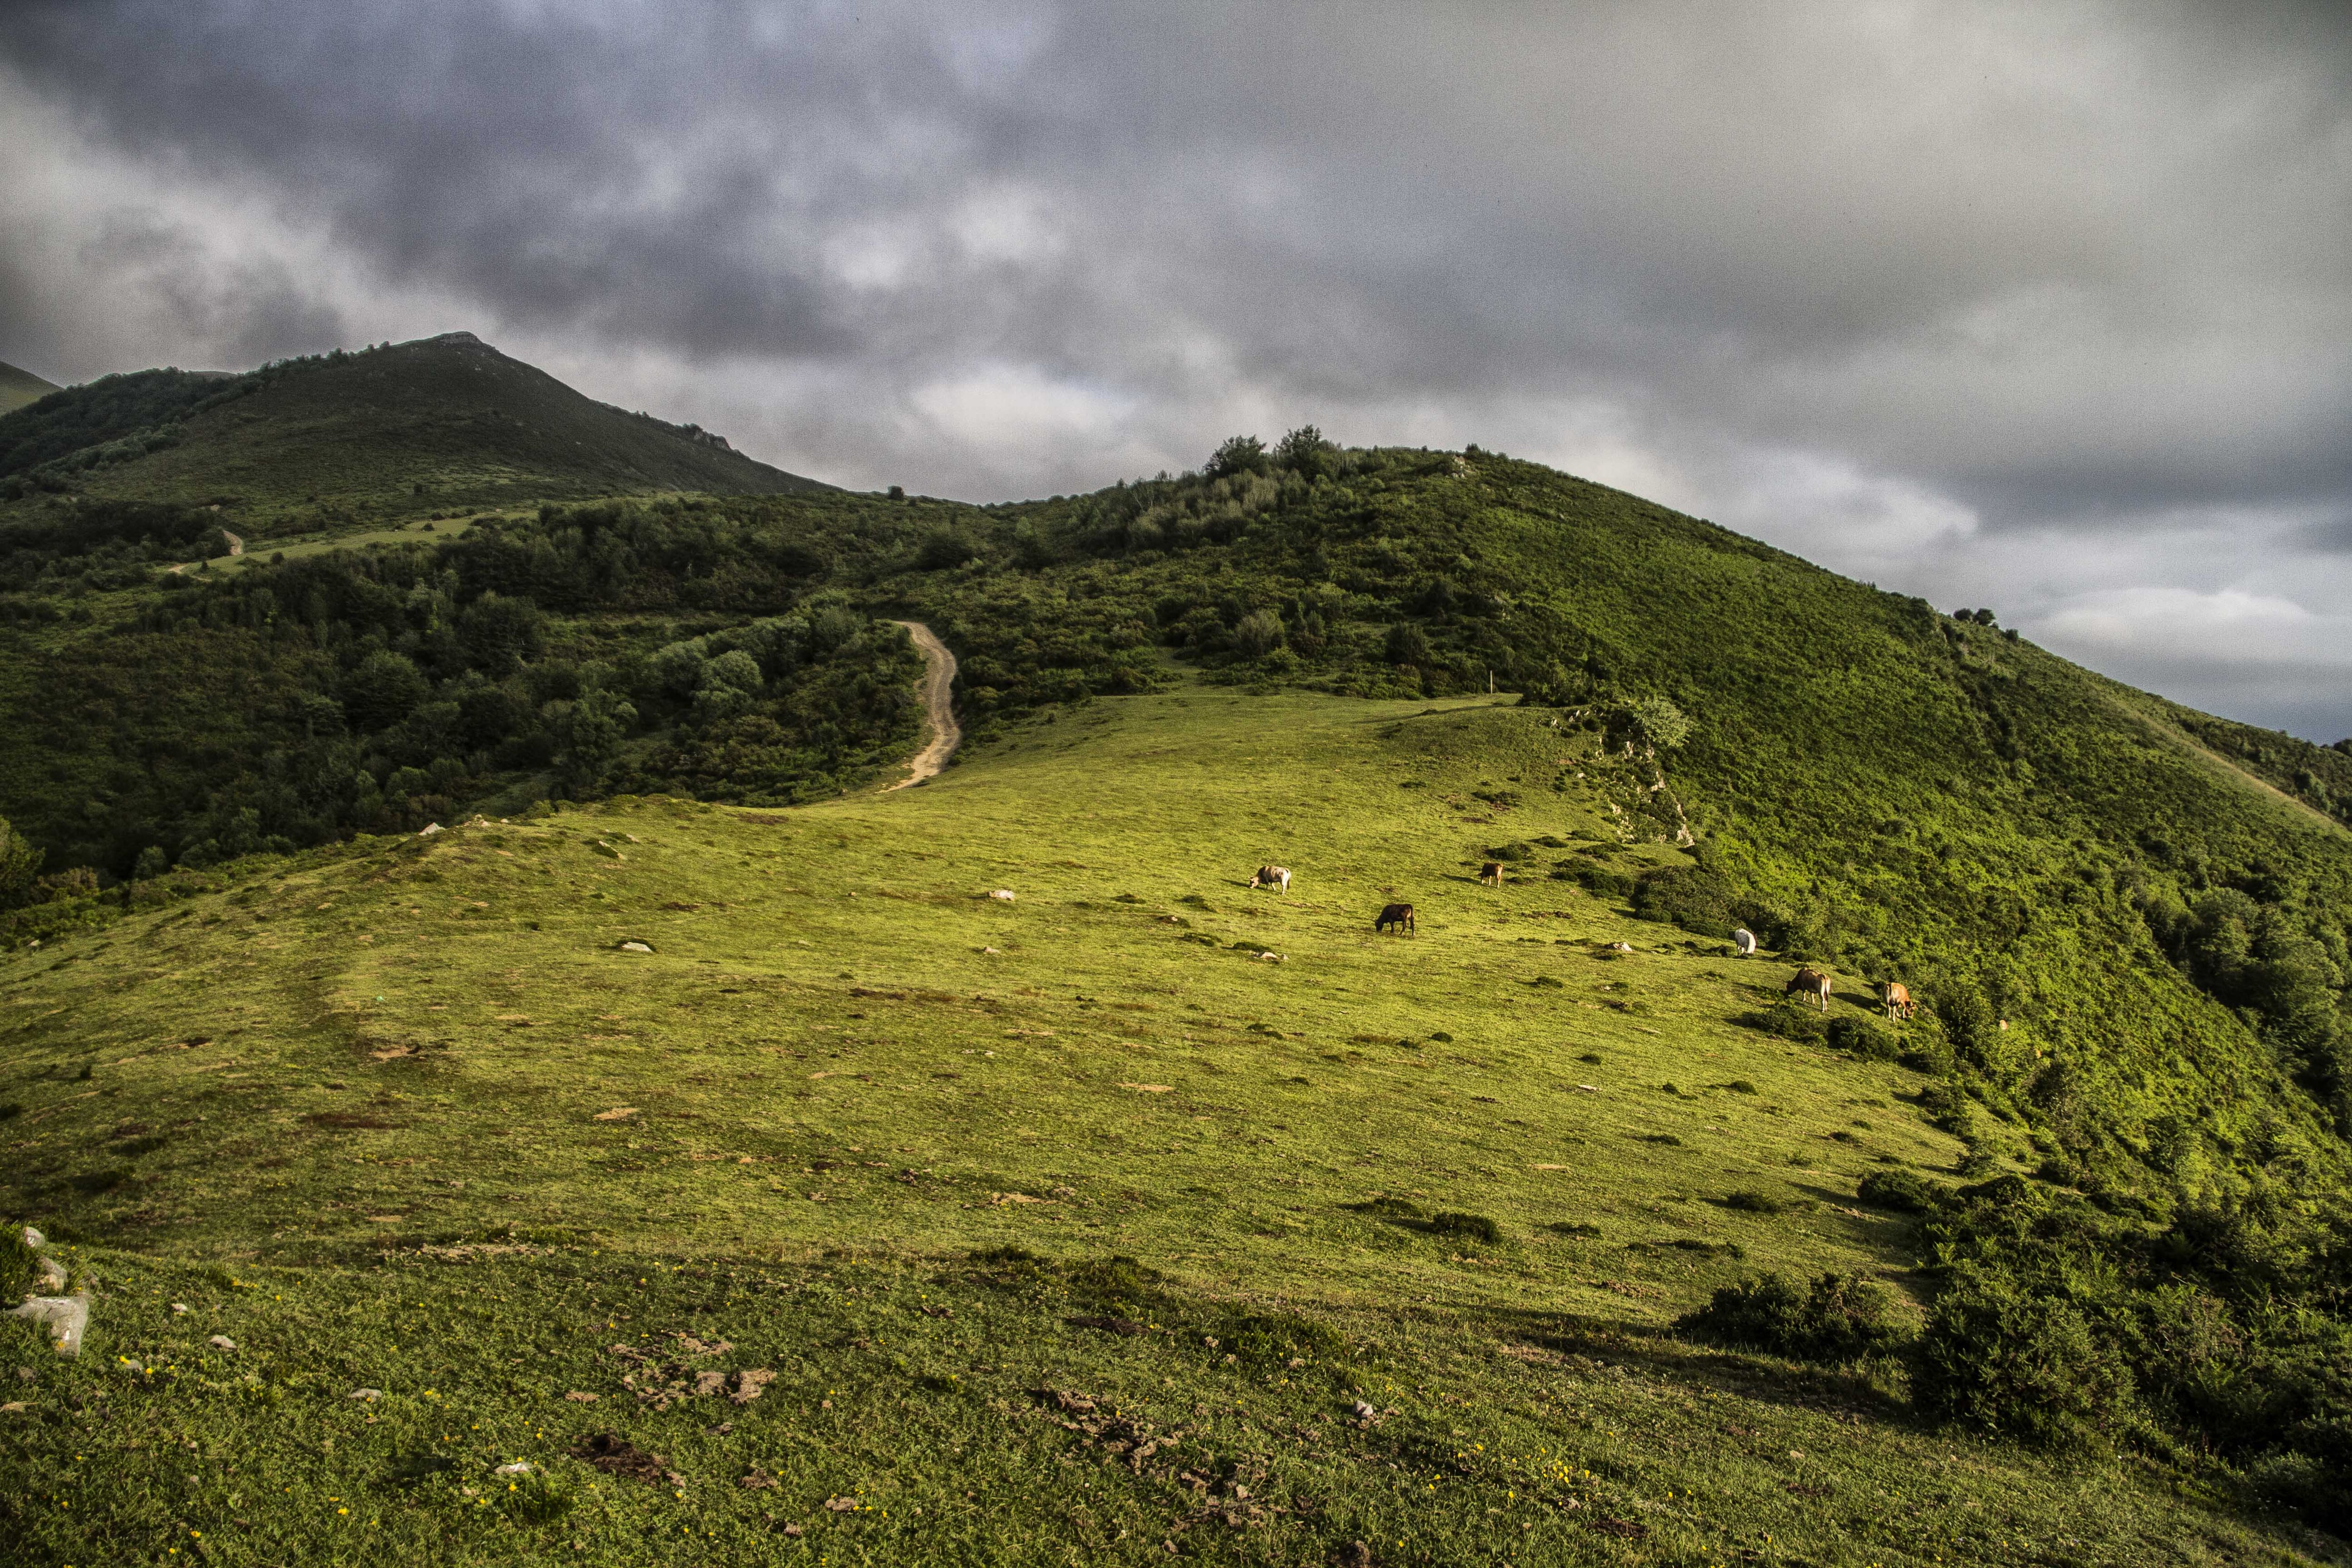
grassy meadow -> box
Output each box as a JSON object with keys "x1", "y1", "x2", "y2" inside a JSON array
[{"x1": 3, "y1": 688, "x2": 2336, "y2": 1565}]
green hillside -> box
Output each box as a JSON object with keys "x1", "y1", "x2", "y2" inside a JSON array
[
  {"x1": 0, "y1": 359, "x2": 60, "y2": 415},
  {"x1": 0, "y1": 332, "x2": 826, "y2": 535},
  {"x1": 3, "y1": 422, "x2": 2351, "y2": 1562}
]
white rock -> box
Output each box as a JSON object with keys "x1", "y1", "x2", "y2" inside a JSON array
[
  {"x1": 208, "y1": 1334, "x2": 236, "y2": 1351},
  {"x1": 20, "y1": 1227, "x2": 42, "y2": 1250},
  {"x1": 171, "y1": 1303, "x2": 189, "y2": 1315},
  {"x1": 418, "y1": 822, "x2": 444, "y2": 837},
  {"x1": 350, "y1": 1388, "x2": 383, "y2": 1402},
  {"x1": 988, "y1": 889, "x2": 1016, "y2": 901},
  {"x1": 9, "y1": 1296, "x2": 89, "y2": 1358},
  {"x1": 494, "y1": 1461, "x2": 535, "y2": 1476},
  {"x1": 619, "y1": 941, "x2": 655, "y2": 954}
]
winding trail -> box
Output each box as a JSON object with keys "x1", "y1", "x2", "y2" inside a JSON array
[{"x1": 887, "y1": 620, "x2": 961, "y2": 790}]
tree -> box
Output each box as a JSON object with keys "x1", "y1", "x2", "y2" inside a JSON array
[
  {"x1": 1384, "y1": 621, "x2": 1430, "y2": 667},
  {"x1": 339, "y1": 650, "x2": 430, "y2": 732},
  {"x1": 457, "y1": 592, "x2": 543, "y2": 677},
  {"x1": 553, "y1": 689, "x2": 636, "y2": 792},
  {"x1": 1207, "y1": 435, "x2": 1267, "y2": 478},
  {"x1": 1273, "y1": 425, "x2": 1335, "y2": 478},
  {"x1": 1232, "y1": 611, "x2": 1285, "y2": 659},
  {"x1": 1629, "y1": 696, "x2": 1692, "y2": 751},
  {"x1": 917, "y1": 528, "x2": 978, "y2": 571},
  {"x1": 0, "y1": 814, "x2": 42, "y2": 908}
]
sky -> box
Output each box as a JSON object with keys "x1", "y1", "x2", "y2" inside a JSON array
[{"x1": 3, "y1": 1, "x2": 2349, "y2": 737}]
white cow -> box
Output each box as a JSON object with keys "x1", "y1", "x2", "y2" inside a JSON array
[
  {"x1": 1250, "y1": 865, "x2": 1292, "y2": 893},
  {"x1": 1732, "y1": 928, "x2": 1756, "y2": 957}
]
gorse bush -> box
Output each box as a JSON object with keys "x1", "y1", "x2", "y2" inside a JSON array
[
  {"x1": 1855, "y1": 1170, "x2": 1944, "y2": 1213},
  {"x1": 1426, "y1": 1211, "x2": 1502, "y2": 1245},
  {"x1": 1825, "y1": 1014, "x2": 1899, "y2": 1062},
  {"x1": 1677, "y1": 1271, "x2": 1909, "y2": 1364},
  {"x1": 1909, "y1": 1264, "x2": 2135, "y2": 1452}
]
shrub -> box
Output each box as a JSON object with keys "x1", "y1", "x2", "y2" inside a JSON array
[
  {"x1": 916, "y1": 527, "x2": 979, "y2": 570},
  {"x1": 1914, "y1": 1078, "x2": 1977, "y2": 1138},
  {"x1": 1720, "y1": 1190, "x2": 1785, "y2": 1214},
  {"x1": 1427, "y1": 1211, "x2": 1502, "y2": 1245},
  {"x1": 1734, "y1": 1005, "x2": 1827, "y2": 1043},
  {"x1": 1231, "y1": 610, "x2": 1285, "y2": 658},
  {"x1": 1826, "y1": 1014, "x2": 1900, "y2": 1061},
  {"x1": 1632, "y1": 865, "x2": 1737, "y2": 936},
  {"x1": 1383, "y1": 621, "x2": 1430, "y2": 666},
  {"x1": 1491, "y1": 841, "x2": 1535, "y2": 863},
  {"x1": 1910, "y1": 1266, "x2": 2135, "y2": 1450},
  {"x1": 1856, "y1": 1169, "x2": 1945, "y2": 1212},
  {"x1": 1572, "y1": 865, "x2": 1637, "y2": 898},
  {"x1": 1898, "y1": 1040, "x2": 1955, "y2": 1076},
  {"x1": 1677, "y1": 1271, "x2": 1908, "y2": 1362}
]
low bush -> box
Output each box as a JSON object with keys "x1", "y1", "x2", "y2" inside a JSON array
[
  {"x1": 1856, "y1": 1169, "x2": 1945, "y2": 1212},
  {"x1": 1734, "y1": 1005, "x2": 1827, "y2": 1043},
  {"x1": 1427, "y1": 1211, "x2": 1502, "y2": 1245},
  {"x1": 1825, "y1": 1014, "x2": 1900, "y2": 1061},
  {"x1": 1677, "y1": 1271, "x2": 1909, "y2": 1363},
  {"x1": 1720, "y1": 1190, "x2": 1786, "y2": 1214},
  {"x1": 1909, "y1": 1264, "x2": 2136, "y2": 1451},
  {"x1": 1899, "y1": 1042, "x2": 1955, "y2": 1075},
  {"x1": 1570, "y1": 865, "x2": 1636, "y2": 898}
]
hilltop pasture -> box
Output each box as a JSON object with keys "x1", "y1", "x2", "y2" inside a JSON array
[{"x1": 2, "y1": 691, "x2": 2333, "y2": 1565}]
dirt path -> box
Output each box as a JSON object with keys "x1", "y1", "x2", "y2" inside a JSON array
[{"x1": 887, "y1": 620, "x2": 961, "y2": 790}]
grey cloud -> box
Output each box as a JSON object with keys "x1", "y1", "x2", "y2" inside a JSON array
[{"x1": 3, "y1": 0, "x2": 2350, "y2": 732}]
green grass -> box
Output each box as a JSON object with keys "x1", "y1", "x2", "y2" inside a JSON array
[{"x1": 4, "y1": 689, "x2": 2335, "y2": 1563}]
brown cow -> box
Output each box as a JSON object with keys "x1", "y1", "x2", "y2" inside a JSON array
[
  {"x1": 1786, "y1": 966, "x2": 1832, "y2": 1012},
  {"x1": 1478, "y1": 862, "x2": 1504, "y2": 885},
  {"x1": 1878, "y1": 979, "x2": 1915, "y2": 1021},
  {"x1": 1375, "y1": 902, "x2": 1416, "y2": 935}
]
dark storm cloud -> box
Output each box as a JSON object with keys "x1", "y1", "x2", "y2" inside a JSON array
[{"x1": 4, "y1": 1, "x2": 2351, "y2": 732}]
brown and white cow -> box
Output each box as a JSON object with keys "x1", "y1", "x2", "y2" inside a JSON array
[
  {"x1": 1249, "y1": 865, "x2": 1292, "y2": 892},
  {"x1": 1478, "y1": 862, "x2": 1504, "y2": 885},
  {"x1": 1375, "y1": 903, "x2": 1416, "y2": 935},
  {"x1": 1786, "y1": 966, "x2": 1832, "y2": 1012}
]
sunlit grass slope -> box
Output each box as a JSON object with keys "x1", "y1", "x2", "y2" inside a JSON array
[{"x1": 3, "y1": 689, "x2": 2332, "y2": 1565}]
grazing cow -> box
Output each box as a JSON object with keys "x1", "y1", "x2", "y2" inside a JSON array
[
  {"x1": 1732, "y1": 928, "x2": 1756, "y2": 957},
  {"x1": 1249, "y1": 865, "x2": 1292, "y2": 893},
  {"x1": 1786, "y1": 966, "x2": 1832, "y2": 1012},
  {"x1": 1479, "y1": 862, "x2": 1505, "y2": 885},
  {"x1": 1375, "y1": 902, "x2": 1416, "y2": 935},
  {"x1": 1879, "y1": 980, "x2": 1915, "y2": 1021}
]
